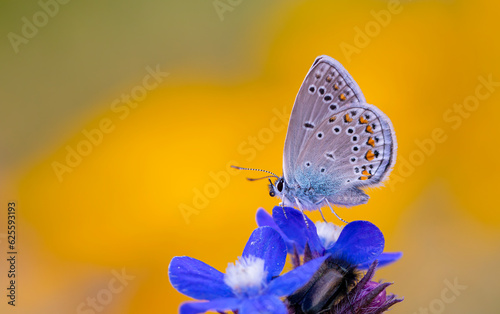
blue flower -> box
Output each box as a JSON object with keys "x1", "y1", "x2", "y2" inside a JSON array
[
  {"x1": 169, "y1": 226, "x2": 329, "y2": 314},
  {"x1": 256, "y1": 206, "x2": 402, "y2": 269}
]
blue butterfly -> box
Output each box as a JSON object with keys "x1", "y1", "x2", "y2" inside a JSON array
[{"x1": 235, "y1": 56, "x2": 396, "y2": 221}]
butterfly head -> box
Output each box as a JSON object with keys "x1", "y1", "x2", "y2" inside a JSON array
[
  {"x1": 268, "y1": 177, "x2": 285, "y2": 199},
  {"x1": 231, "y1": 165, "x2": 285, "y2": 199}
]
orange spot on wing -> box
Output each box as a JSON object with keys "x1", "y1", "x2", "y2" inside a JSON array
[
  {"x1": 359, "y1": 176, "x2": 369, "y2": 181},
  {"x1": 365, "y1": 125, "x2": 374, "y2": 134},
  {"x1": 339, "y1": 94, "x2": 346, "y2": 101},
  {"x1": 367, "y1": 137, "x2": 375, "y2": 147},
  {"x1": 334, "y1": 83, "x2": 339, "y2": 90},
  {"x1": 362, "y1": 170, "x2": 370, "y2": 176},
  {"x1": 329, "y1": 116, "x2": 337, "y2": 123},
  {"x1": 359, "y1": 116, "x2": 368, "y2": 124},
  {"x1": 365, "y1": 150, "x2": 375, "y2": 161},
  {"x1": 343, "y1": 114, "x2": 353, "y2": 123},
  {"x1": 326, "y1": 76, "x2": 332, "y2": 82}
]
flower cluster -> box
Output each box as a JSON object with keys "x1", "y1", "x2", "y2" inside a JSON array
[{"x1": 169, "y1": 206, "x2": 403, "y2": 314}]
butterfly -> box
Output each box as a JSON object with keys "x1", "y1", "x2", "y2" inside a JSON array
[{"x1": 235, "y1": 56, "x2": 396, "y2": 221}]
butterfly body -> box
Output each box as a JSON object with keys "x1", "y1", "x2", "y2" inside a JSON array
[
  {"x1": 270, "y1": 170, "x2": 368, "y2": 211},
  {"x1": 269, "y1": 176, "x2": 336, "y2": 210},
  {"x1": 268, "y1": 56, "x2": 397, "y2": 213}
]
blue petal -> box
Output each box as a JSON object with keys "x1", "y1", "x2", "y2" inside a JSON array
[
  {"x1": 239, "y1": 295, "x2": 287, "y2": 314},
  {"x1": 242, "y1": 226, "x2": 287, "y2": 280},
  {"x1": 256, "y1": 208, "x2": 276, "y2": 228},
  {"x1": 265, "y1": 255, "x2": 329, "y2": 296},
  {"x1": 169, "y1": 256, "x2": 234, "y2": 300},
  {"x1": 256, "y1": 208, "x2": 295, "y2": 253},
  {"x1": 179, "y1": 298, "x2": 242, "y2": 314},
  {"x1": 272, "y1": 206, "x2": 324, "y2": 254},
  {"x1": 327, "y1": 220, "x2": 384, "y2": 265},
  {"x1": 358, "y1": 251, "x2": 403, "y2": 269}
]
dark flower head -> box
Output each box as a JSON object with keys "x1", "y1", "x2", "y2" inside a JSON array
[
  {"x1": 361, "y1": 281, "x2": 389, "y2": 308},
  {"x1": 169, "y1": 226, "x2": 329, "y2": 314},
  {"x1": 329, "y1": 261, "x2": 404, "y2": 314},
  {"x1": 286, "y1": 256, "x2": 359, "y2": 313}
]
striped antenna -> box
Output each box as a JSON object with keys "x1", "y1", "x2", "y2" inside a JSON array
[{"x1": 231, "y1": 166, "x2": 280, "y2": 179}]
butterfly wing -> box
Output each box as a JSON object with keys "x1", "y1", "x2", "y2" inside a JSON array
[
  {"x1": 283, "y1": 56, "x2": 366, "y2": 185},
  {"x1": 293, "y1": 103, "x2": 396, "y2": 206}
]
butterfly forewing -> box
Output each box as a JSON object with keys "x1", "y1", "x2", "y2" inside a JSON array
[
  {"x1": 294, "y1": 104, "x2": 396, "y2": 200},
  {"x1": 283, "y1": 56, "x2": 366, "y2": 185}
]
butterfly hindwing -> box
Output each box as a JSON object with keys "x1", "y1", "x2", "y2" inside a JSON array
[
  {"x1": 293, "y1": 103, "x2": 396, "y2": 206},
  {"x1": 283, "y1": 56, "x2": 366, "y2": 185}
]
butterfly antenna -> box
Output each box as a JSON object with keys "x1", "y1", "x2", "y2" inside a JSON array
[
  {"x1": 231, "y1": 166, "x2": 280, "y2": 178},
  {"x1": 246, "y1": 175, "x2": 276, "y2": 182}
]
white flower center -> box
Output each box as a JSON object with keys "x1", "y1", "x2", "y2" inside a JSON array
[
  {"x1": 315, "y1": 221, "x2": 343, "y2": 249},
  {"x1": 224, "y1": 255, "x2": 267, "y2": 296}
]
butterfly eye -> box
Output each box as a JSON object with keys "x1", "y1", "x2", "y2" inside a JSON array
[{"x1": 277, "y1": 179, "x2": 284, "y2": 192}]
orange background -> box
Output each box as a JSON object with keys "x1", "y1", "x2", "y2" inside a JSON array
[{"x1": 1, "y1": 0, "x2": 499, "y2": 313}]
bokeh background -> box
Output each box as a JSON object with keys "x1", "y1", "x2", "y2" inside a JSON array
[{"x1": 1, "y1": 0, "x2": 499, "y2": 313}]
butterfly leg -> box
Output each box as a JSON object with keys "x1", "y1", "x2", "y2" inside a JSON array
[
  {"x1": 318, "y1": 207, "x2": 327, "y2": 222},
  {"x1": 294, "y1": 197, "x2": 310, "y2": 228},
  {"x1": 279, "y1": 201, "x2": 288, "y2": 219},
  {"x1": 324, "y1": 198, "x2": 348, "y2": 224}
]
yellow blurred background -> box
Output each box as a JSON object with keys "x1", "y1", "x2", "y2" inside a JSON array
[{"x1": 1, "y1": 0, "x2": 499, "y2": 313}]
